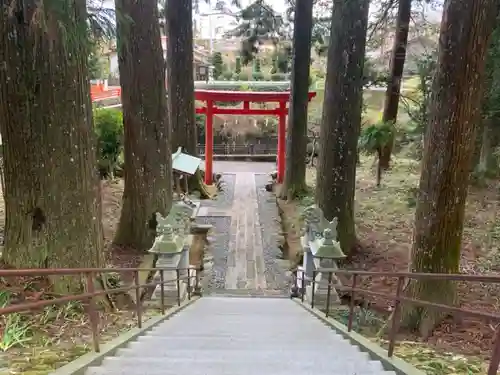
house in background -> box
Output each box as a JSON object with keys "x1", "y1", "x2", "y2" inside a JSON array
[{"x1": 106, "y1": 36, "x2": 211, "y2": 83}]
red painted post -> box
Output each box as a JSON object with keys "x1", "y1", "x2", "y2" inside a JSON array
[
  {"x1": 204, "y1": 100, "x2": 214, "y2": 185},
  {"x1": 277, "y1": 101, "x2": 287, "y2": 183}
]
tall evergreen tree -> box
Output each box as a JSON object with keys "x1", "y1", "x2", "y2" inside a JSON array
[
  {"x1": 166, "y1": 0, "x2": 197, "y2": 156},
  {"x1": 316, "y1": 0, "x2": 370, "y2": 254},
  {"x1": 402, "y1": 0, "x2": 499, "y2": 336},
  {"x1": 281, "y1": 0, "x2": 314, "y2": 199},
  {"x1": 114, "y1": 0, "x2": 172, "y2": 250},
  {"x1": 0, "y1": 0, "x2": 104, "y2": 292},
  {"x1": 379, "y1": 0, "x2": 412, "y2": 171}
]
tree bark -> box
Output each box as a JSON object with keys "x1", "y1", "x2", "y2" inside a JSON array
[
  {"x1": 379, "y1": 0, "x2": 412, "y2": 170},
  {"x1": 402, "y1": 0, "x2": 498, "y2": 336},
  {"x1": 315, "y1": 0, "x2": 370, "y2": 254},
  {"x1": 281, "y1": 0, "x2": 314, "y2": 199},
  {"x1": 0, "y1": 0, "x2": 104, "y2": 292},
  {"x1": 114, "y1": 0, "x2": 173, "y2": 250},
  {"x1": 165, "y1": 0, "x2": 197, "y2": 156}
]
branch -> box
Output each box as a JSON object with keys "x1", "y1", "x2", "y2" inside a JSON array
[{"x1": 367, "y1": 0, "x2": 397, "y2": 42}]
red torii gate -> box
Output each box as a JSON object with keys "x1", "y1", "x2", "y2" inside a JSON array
[{"x1": 195, "y1": 90, "x2": 316, "y2": 185}]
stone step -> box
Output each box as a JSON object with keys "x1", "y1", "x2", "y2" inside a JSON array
[
  {"x1": 113, "y1": 347, "x2": 369, "y2": 361},
  {"x1": 82, "y1": 297, "x2": 403, "y2": 375},
  {"x1": 95, "y1": 357, "x2": 388, "y2": 373},
  {"x1": 143, "y1": 330, "x2": 347, "y2": 339},
  {"x1": 206, "y1": 288, "x2": 287, "y2": 298},
  {"x1": 87, "y1": 368, "x2": 396, "y2": 375},
  {"x1": 123, "y1": 337, "x2": 359, "y2": 351}
]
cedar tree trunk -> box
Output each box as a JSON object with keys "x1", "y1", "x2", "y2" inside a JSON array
[
  {"x1": 315, "y1": 0, "x2": 370, "y2": 254},
  {"x1": 0, "y1": 0, "x2": 104, "y2": 292},
  {"x1": 165, "y1": 0, "x2": 197, "y2": 156},
  {"x1": 114, "y1": 0, "x2": 172, "y2": 250},
  {"x1": 281, "y1": 0, "x2": 314, "y2": 199},
  {"x1": 402, "y1": 0, "x2": 498, "y2": 336},
  {"x1": 379, "y1": 0, "x2": 412, "y2": 170}
]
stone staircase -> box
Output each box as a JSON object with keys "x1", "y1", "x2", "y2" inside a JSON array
[
  {"x1": 206, "y1": 288, "x2": 289, "y2": 298},
  {"x1": 85, "y1": 297, "x2": 397, "y2": 375}
]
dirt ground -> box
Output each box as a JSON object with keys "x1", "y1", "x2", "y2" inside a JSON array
[
  {"x1": 101, "y1": 180, "x2": 144, "y2": 273},
  {"x1": 278, "y1": 156, "x2": 500, "y2": 374}
]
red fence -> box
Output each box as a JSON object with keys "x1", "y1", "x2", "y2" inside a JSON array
[
  {"x1": 91, "y1": 87, "x2": 121, "y2": 102},
  {"x1": 0, "y1": 267, "x2": 199, "y2": 353}
]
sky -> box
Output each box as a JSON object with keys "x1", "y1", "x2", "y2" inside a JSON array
[{"x1": 197, "y1": 0, "x2": 287, "y2": 13}]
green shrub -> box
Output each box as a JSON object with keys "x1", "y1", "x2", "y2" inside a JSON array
[
  {"x1": 235, "y1": 56, "x2": 242, "y2": 74},
  {"x1": 222, "y1": 70, "x2": 234, "y2": 81},
  {"x1": 358, "y1": 121, "x2": 396, "y2": 186},
  {"x1": 212, "y1": 52, "x2": 224, "y2": 80},
  {"x1": 252, "y1": 71, "x2": 265, "y2": 81},
  {"x1": 253, "y1": 58, "x2": 262, "y2": 73},
  {"x1": 94, "y1": 108, "x2": 123, "y2": 178},
  {"x1": 270, "y1": 57, "x2": 278, "y2": 74},
  {"x1": 358, "y1": 121, "x2": 395, "y2": 155},
  {"x1": 194, "y1": 81, "x2": 290, "y2": 92},
  {"x1": 237, "y1": 71, "x2": 251, "y2": 81},
  {"x1": 271, "y1": 73, "x2": 287, "y2": 81}
]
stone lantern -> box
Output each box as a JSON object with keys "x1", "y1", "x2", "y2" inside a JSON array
[{"x1": 298, "y1": 205, "x2": 345, "y2": 308}]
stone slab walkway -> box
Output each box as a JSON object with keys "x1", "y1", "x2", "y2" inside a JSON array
[
  {"x1": 197, "y1": 162, "x2": 288, "y2": 295},
  {"x1": 225, "y1": 173, "x2": 267, "y2": 290}
]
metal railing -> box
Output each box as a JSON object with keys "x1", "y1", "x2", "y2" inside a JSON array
[
  {"x1": 292, "y1": 269, "x2": 500, "y2": 375},
  {"x1": 197, "y1": 143, "x2": 277, "y2": 156},
  {"x1": 0, "y1": 266, "x2": 200, "y2": 353}
]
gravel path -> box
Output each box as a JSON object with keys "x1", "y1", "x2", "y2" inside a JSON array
[
  {"x1": 196, "y1": 174, "x2": 235, "y2": 292},
  {"x1": 195, "y1": 216, "x2": 231, "y2": 291},
  {"x1": 254, "y1": 174, "x2": 289, "y2": 292}
]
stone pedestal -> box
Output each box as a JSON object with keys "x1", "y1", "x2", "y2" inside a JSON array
[
  {"x1": 179, "y1": 246, "x2": 189, "y2": 277},
  {"x1": 305, "y1": 258, "x2": 341, "y2": 309},
  {"x1": 152, "y1": 250, "x2": 188, "y2": 304},
  {"x1": 295, "y1": 267, "x2": 306, "y2": 290},
  {"x1": 189, "y1": 265, "x2": 201, "y2": 295},
  {"x1": 301, "y1": 236, "x2": 315, "y2": 279}
]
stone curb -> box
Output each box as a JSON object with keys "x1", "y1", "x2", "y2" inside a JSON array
[
  {"x1": 293, "y1": 299, "x2": 425, "y2": 375},
  {"x1": 49, "y1": 297, "x2": 200, "y2": 375}
]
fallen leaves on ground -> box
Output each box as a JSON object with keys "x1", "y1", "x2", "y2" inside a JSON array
[{"x1": 278, "y1": 156, "x2": 500, "y2": 372}]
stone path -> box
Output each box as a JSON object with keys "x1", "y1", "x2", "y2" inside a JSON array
[{"x1": 196, "y1": 162, "x2": 288, "y2": 295}]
